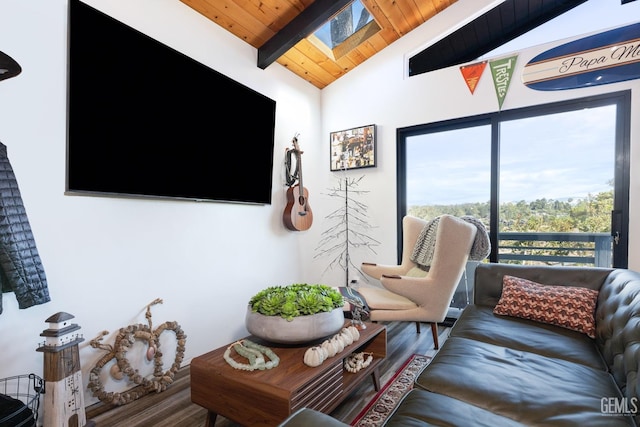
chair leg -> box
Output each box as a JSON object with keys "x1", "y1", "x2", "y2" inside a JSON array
[
  {"x1": 415, "y1": 321, "x2": 420, "y2": 333},
  {"x1": 431, "y1": 322, "x2": 439, "y2": 350}
]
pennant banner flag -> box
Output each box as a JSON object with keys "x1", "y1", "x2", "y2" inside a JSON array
[
  {"x1": 460, "y1": 61, "x2": 487, "y2": 94},
  {"x1": 490, "y1": 55, "x2": 518, "y2": 110}
]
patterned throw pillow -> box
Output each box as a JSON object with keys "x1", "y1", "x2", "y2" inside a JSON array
[{"x1": 493, "y1": 275, "x2": 599, "y2": 338}]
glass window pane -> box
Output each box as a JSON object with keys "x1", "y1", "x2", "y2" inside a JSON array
[
  {"x1": 498, "y1": 105, "x2": 616, "y2": 267},
  {"x1": 406, "y1": 126, "x2": 491, "y2": 209},
  {"x1": 406, "y1": 125, "x2": 491, "y2": 309},
  {"x1": 313, "y1": 1, "x2": 373, "y2": 48}
]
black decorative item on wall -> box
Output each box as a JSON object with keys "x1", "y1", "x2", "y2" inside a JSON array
[{"x1": 330, "y1": 124, "x2": 376, "y2": 171}]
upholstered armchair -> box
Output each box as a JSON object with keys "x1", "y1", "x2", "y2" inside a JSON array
[{"x1": 358, "y1": 214, "x2": 478, "y2": 349}]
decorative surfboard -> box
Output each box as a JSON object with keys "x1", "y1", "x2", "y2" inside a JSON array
[{"x1": 522, "y1": 22, "x2": 640, "y2": 91}]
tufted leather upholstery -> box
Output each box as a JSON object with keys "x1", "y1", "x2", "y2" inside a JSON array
[
  {"x1": 473, "y1": 264, "x2": 640, "y2": 425},
  {"x1": 279, "y1": 264, "x2": 640, "y2": 426},
  {"x1": 596, "y1": 268, "x2": 640, "y2": 423}
]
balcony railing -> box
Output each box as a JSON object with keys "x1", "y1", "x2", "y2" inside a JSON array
[
  {"x1": 450, "y1": 231, "x2": 612, "y2": 310},
  {"x1": 497, "y1": 232, "x2": 612, "y2": 267}
]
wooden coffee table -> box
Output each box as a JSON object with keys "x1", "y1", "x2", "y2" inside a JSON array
[{"x1": 190, "y1": 321, "x2": 386, "y2": 427}]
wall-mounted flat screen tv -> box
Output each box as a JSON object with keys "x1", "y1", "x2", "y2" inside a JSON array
[{"x1": 67, "y1": 0, "x2": 276, "y2": 204}]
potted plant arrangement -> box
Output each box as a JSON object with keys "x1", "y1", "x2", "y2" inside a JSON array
[{"x1": 245, "y1": 284, "x2": 345, "y2": 344}]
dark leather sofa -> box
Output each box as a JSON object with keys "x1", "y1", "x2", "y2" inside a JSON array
[{"x1": 279, "y1": 263, "x2": 640, "y2": 426}]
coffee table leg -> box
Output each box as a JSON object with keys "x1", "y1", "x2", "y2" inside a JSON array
[
  {"x1": 205, "y1": 410, "x2": 218, "y2": 427},
  {"x1": 371, "y1": 368, "x2": 381, "y2": 391}
]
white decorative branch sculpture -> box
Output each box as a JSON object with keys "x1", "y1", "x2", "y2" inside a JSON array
[{"x1": 314, "y1": 175, "x2": 379, "y2": 287}]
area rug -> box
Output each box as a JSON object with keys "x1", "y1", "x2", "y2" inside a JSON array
[{"x1": 350, "y1": 354, "x2": 432, "y2": 426}]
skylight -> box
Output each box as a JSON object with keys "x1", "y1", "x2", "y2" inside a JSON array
[{"x1": 310, "y1": 0, "x2": 379, "y2": 59}]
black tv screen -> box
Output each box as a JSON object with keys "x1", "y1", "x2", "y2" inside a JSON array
[{"x1": 67, "y1": 0, "x2": 276, "y2": 204}]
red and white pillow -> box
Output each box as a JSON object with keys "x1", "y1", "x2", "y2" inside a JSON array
[{"x1": 494, "y1": 275, "x2": 599, "y2": 338}]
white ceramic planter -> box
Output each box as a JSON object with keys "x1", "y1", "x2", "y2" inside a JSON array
[{"x1": 245, "y1": 307, "x2": 345, "y2": 344}]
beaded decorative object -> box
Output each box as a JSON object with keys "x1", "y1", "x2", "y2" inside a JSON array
[
  {"x1": 224, "y1": 339, "x2": 280, "y2": 371},
  {"x1": 344, "y1": 352, "x2": 373, "y2": 373}
]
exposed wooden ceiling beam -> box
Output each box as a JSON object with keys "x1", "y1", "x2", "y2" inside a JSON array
[
  {"x1": 257, "y1": 0, "x2": 353, "y2": 69},
  {"x1": 408, "y1": 0, "x2": 588, "y2": 76}
]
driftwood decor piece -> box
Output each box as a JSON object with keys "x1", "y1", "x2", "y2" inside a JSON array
[{"x1": 87, "y1": 298, "x2": 187, "y2": 406}]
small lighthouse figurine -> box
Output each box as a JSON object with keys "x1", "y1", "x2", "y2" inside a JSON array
[{"x1": 37, "y1": 312, "x2": 95, "y2": 427}]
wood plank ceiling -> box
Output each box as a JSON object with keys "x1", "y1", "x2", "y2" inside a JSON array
[
  {"x1": 180, "y1": 0, "x2": 458, "y2": 89},
  {"x1": 179, "y1": 0, "x2": 591, "y2": 89}
]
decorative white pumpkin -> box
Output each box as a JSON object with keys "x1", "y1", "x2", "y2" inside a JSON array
[
  {"x1": 303, "y1": 346, "x2": 326, "y2": 367},
  {"x1": 347, "y1": 325, "x2": 360, "y2": 341},
  {"x1": 320, "y1": 345, "x2": 328, "y2": 359},
  {"x1": 322, "y1": 339, "x2": 337, "y2": 358},
  {"x1": 340, "y1": 328, "x2": 354, "y2": 346},
  {"x1": 331, "y1": 335, "x2": 345, "y2": 353}
]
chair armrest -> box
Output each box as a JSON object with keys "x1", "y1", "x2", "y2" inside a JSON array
[
  {"x1": 379, "y1": 275, "x2": 458, "y2": 321},
  {"x1": 362, "y1": 262, "x2": 411, "y2": 280},
  {"x1": 380, "y1": 275, "x2": 429, "y2": 302}
]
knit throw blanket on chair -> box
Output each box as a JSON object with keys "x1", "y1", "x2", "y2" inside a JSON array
[{"x1": 410, "y1": 216, "x2": 491, "y2": 270}]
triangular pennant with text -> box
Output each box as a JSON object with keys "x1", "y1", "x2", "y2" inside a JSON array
[
  {"x1": 460, "y1": 61, "x2": 487, "y2": 94},
  {"x1": 489, "y1": 55, "x2": 518, "y2": 110}
]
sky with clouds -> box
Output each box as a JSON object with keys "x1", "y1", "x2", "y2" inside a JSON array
[{"x1": 406, "y1": 0, "x2": 637, "y2": 206}]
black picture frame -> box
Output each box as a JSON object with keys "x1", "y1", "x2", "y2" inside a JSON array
[{"x1": 330, "y1": 124, "x2": 376, "y2": 171}]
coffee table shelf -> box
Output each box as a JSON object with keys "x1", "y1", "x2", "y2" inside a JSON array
[{"x1": 190, "y1": 321, "x2": 386, "y2": 427}]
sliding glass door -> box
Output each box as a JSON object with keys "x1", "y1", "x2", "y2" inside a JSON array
[{"x1": 398, "y1": 91, "x2": 630, "y2": 310}]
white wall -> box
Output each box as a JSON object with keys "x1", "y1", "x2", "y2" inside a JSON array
[
  {"x1": 0, "y1": 0, "x2": 321, "y2": 408},
  {"x1": 308, "y1": 0, "x2": 640, "y2": 287}
]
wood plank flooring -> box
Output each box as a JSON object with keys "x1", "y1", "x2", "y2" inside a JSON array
[{"x1": 86, "y1": 321, "x2": 449, "y2": 427}]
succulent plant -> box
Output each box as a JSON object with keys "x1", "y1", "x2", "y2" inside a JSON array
[{"x1": 248, "y1": 284, "x2": 344, "y2": 321}]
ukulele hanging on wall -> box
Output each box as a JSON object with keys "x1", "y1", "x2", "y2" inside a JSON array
[{"x1": 283, "y1": 134, "x2": 313, "y2": 231}]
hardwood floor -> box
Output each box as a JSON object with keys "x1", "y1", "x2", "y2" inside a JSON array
[{"x1": 86, "y1": 321, "x2": 449, "y2": 427}]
